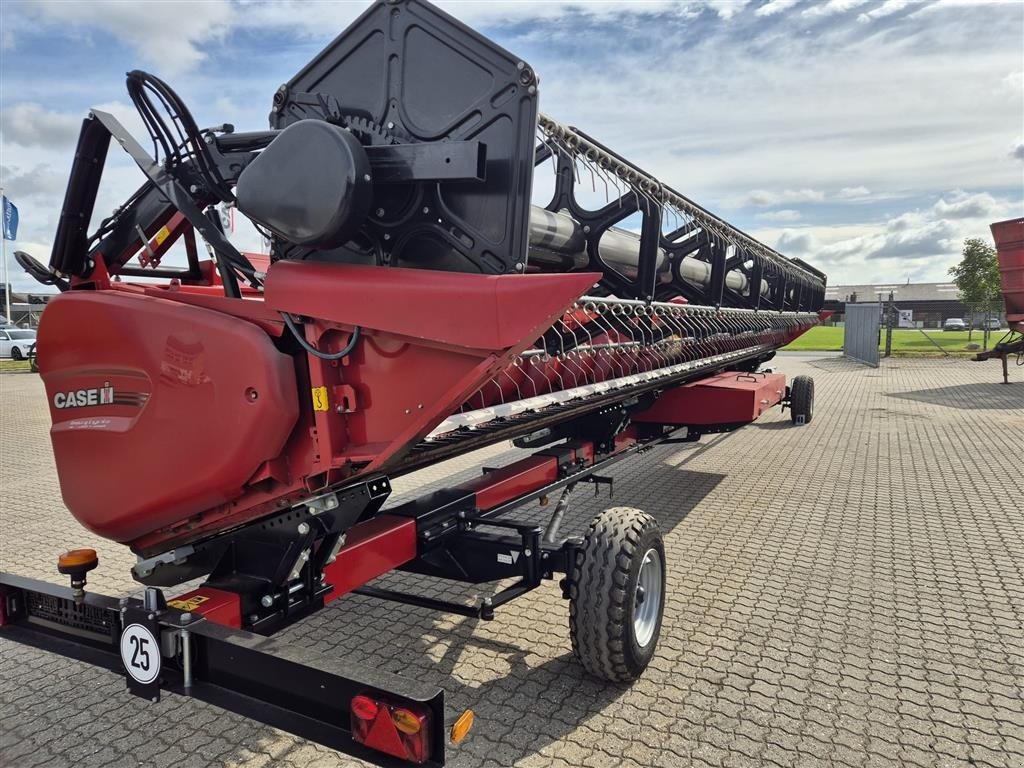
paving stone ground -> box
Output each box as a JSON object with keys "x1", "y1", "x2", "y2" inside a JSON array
[{"x1": 1, "y1": 354, "x2": 1022, "y2": 768}]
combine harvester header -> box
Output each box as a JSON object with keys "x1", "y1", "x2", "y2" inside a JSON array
[{"x1": 3, "y1": 1, "x2": 828, "y2": 764}]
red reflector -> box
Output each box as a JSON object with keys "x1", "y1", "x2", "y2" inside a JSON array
[
  {"x1": 351, "y1": 692, "x2": 431, "y2": 764},
  {"x1": 350, "y1": 694, "x2": 379, "y2": 722}
]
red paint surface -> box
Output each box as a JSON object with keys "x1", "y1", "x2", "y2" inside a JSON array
[
  {"x1": 265, "y1": 260, "x2": 598, "y2": 351},
  {"x1": 634, "y1": 371, "x2": 787, "y2": 426},
  {"x1": 41, "y1": 263, "x2": 595, "y2": 554},
  {"x1": 38, "y1": 291, "x2": 299, "y2": 543},
  {"x1": 323, "y1": 516, "x2": 417, "y2": 602},
  {"x1": 991, "y1": 218, "x2": 1024, "y2": 325},
  {"x1": 472, "y1": 456, "x2": 560, "y2": 510},
  {"x1": 168, "y1": 587, "x2": 242, "y2": 629}
]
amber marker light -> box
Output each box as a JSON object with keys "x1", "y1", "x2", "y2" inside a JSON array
[{"x1": 450, "y1": 709, "x2": 475, "y2": 744}]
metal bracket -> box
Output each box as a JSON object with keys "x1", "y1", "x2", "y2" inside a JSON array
[{"x1": 580, "y1": 474, "x2": 614, "y2": 498}]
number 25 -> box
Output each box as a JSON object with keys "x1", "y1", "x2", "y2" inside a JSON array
[{"x1": 130, "y1": 635, "x2": 150, "y2": 671}]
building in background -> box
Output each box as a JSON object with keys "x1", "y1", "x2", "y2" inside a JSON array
[
  {"x1": 823, "y1": 282, "x2": 1006, "y2": 329},
  {"x1": 0, "y1": 285, "x2": 53, "y2": 327}
]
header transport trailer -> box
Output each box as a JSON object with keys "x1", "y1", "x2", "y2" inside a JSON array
[{"x1": 1, "y1": 1, "x2": 828, "y2": 764}]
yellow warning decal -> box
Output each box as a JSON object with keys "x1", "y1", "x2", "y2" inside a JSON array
[
  {"x1": 168, "y1": 594, "x2": 210, "y2": 611},
  {"x1": 152, "y1": 225, "x2": 171, "y2": 247},
  {"x1": 311, "y1": 385, "x2": 330, "y2": 412}
]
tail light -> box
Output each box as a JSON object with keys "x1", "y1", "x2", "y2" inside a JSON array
[{"x1": 350, "y1": 692, "x2": 431, "y2": 764}]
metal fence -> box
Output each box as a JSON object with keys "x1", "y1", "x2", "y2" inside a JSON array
[{"x1": 844, "y1": 302, "x2": 881, "y2": 367}]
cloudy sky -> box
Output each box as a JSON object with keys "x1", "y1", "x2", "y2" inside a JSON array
[{"x1": 1, "y1": 0, "x2": 1021, "y2": 295}]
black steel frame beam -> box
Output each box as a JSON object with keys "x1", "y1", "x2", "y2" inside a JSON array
[{"x1": 0, "y1": 573, "x2": 445, "y2": 767}]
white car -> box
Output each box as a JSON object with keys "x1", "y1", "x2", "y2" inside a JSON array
[{"x1": 0, "y1": 328, "x2": 37, "y2": 360}]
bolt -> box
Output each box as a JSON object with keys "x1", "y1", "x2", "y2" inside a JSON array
[
  {"x1": 180, "y1": 612, "x2": 193, "y2": 623},
  {"x1": 147, "y1": 613, "x2": 155, "y2": 620},
  {"x1": 582, "y1": 225, "x2": 591, "y2": 234},
  {"x1": 383, "y1": 233, "x2": 391, "y2": 241},
  {"x1": 375, "y1": 207, "x2": 385, "y2": 217},
  {"x1": 189, "y1": 185, "x2": 199, "y2": 194},
  {"x1": 260, "y1": 595, "x2": 274, "y2": 608},
  {"x1": 387, "y1": 121, "x2": 395, "y2": 130},
  {"x1": 517, "y1": 61, "x2": 525, "y2": 71},
  {"x1": 524, "y1": 549, "x2": 532, "y2": 557},
  {"x1": 422, "y1": 206, "x2": 430, "y2": 214},
  {"x1": 514, "y1": 262, "x2": 524, "y2": 271},
  {"x1": 298, "y1": 522, "x2": 310, "y2": 535},
  {"x1": 363, "y1": 174, "x2": 372, "y2": 182},
  {"x1": 405, "y1": 408, "x2": 411, "y2": 414},
  {"x1": 248, "y1": 614, "x2": 259, "y2": 623}
]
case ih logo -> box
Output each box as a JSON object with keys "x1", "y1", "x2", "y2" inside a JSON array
[{"x1": 53, "y1": 382, "x2": 148, "y2": 410}]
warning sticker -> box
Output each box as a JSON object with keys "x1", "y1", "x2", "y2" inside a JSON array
[
  {"x1": 152, "y1": 226, "x2": 171, "y2": 247},
  {"x1": 311, "y1": 386, "x2": 329, "y2": 412},
  {"x1": 168, "y1": 594, "x2": 210, "y2": 611}
]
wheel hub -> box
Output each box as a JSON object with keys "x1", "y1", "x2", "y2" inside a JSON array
[{"x1": 633, "y1": 548, "x2": 663, "y2": 648}]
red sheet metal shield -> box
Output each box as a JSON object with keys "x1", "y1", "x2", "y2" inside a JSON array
[{"x1": 991, "y1": 218, "x2": 1024, "y2": 326}]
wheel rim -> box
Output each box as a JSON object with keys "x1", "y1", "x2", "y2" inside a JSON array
[{"x1": 633, "y1": 548, "x2": 663, "y2": 648}]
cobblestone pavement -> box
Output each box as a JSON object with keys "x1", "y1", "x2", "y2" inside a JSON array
[{"x1": 1, "y1": 355, "x2": 1022, "y2": 768}]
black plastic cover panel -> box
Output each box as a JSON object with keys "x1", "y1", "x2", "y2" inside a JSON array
[
  {"x1": 236, "y1": 121, "x2": 371, "y2": 249},
  {"x1": 271, "y1": 0, "x2": 539, "y2": 274}
]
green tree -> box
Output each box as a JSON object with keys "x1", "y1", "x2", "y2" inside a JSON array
[{"x1": 948, "y1": 238, "x2": 1001, "y2": 341}]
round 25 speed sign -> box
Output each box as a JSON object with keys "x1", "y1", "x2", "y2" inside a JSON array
[{"x1": 120, "y1": 623, "x2": 161, "y2": 685}]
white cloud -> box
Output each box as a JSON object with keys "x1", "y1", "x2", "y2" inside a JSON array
[
  {"x1": 32, "y1": 0, "x2": 233, "y2": 75},
  {"x1": 758, "y1": 190, "x2": 1020, "y2": 283},
  {"x1": 745, "y1": 188, "x2": 825, "y2": 206},
  {"x1": 0, "y1": 164, "x2": 67, "y2": 200},
  {"x1": 755, "y1": 0, "x2": 800, "y2": 17},
  {"x1": 837, "y1": 186, "x2": 872, "y2": 199},
  {"x1": 803, "y1": 0, "x2": 871, "y2": 18},
  {"x1": 0, "y1": 103, "x2": 82, "y2": 148},
  {"x1": 932, "y1": 190, "x2": 999, "y2": 219},
  {"x1": 704, "y1": 0, "x2": 752, "y2": 20},
  {"x1": 1010, "y1": 140, "x2": 1024, "y2": 162},
  {"x1": 857, "y1": 0, "x2": 915, "y2": 22},
  {"x1": 756, "y1": 208, "x2": 802, "y2": 222}
]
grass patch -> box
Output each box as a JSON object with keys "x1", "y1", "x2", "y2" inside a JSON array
[
  {"x1": 0, "y1": 360, "x2": 33, "y2": 373},
  {"x1": 782, "y1": 326, "x2": 845, "y2": 352},
  {"x1": 783, "y1": 326, "x2": 1004, "y2": 357}
]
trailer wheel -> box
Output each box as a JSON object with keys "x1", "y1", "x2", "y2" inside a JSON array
[
  {"x1": 569, "y1": 507, "x2": 665, "y2": 682},
  {"x1": 789, "y1": 375, "x2": 814, "y2": 425}
]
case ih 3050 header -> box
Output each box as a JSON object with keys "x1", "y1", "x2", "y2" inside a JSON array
[{"x1": 1, "y1": 1, "x2": 828, "y2": 764}]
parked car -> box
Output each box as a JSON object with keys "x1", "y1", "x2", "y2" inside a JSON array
[
  {"x1": 0, "y1": 328, "x2": 38, "y2": 359},
  {"x1": 942, "y1": 318, "x2": 966, "y2": 331},
  {"x1": 984, "y1": 318, "x2": 1002, "y2": 330}
]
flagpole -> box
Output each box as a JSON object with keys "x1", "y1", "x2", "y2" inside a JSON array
[{"x1": 1, "y1": 185, "x2": 10, "y2": 325}]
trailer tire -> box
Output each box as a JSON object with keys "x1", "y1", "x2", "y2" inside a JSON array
[
  {"x1": 569, "y1": 507, "x2": 665, "y2": 683},
  {"x1": 789, "y1": 375, "x2": 814, "y2": 425}
]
